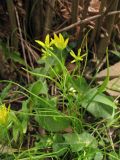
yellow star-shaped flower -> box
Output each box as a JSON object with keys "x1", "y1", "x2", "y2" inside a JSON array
[
  {"x1": 51, "y1": 33, "x2": 69, "y2": 50},
  {"x1": 35, "y1": 34, "x2": 53, "y2": 50},
  {"x1": 70, "y1": 48, "x2": 87, "y2": 63}
]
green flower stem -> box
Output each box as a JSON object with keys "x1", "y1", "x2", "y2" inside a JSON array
[
  {"x1": 76, "y1": 61, "x2": 80, "y2": 75},
  {"x1": 60, "y1": 50, "x2": 64, "y2": 64}
]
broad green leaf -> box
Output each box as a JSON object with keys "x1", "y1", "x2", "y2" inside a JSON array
[
  {"x1": 52, "y1": 134, "x2": 67, "y2": 156},
  {"x1": 71, "y1": 76, "x2": 89, "y2": 94},
  {"x1": 79, "y1": 87, "x2": 98, "y2": 105},
  {"x1": 35, "y1": 109, "x2": 70, "y2": 132},
  {"x1": 109, "y1": 151, "x2": 120, "y2": 160},
  {"x1": 35, "y1": 136, "x2": 53, "y2": 149},
  {"x1": 63, "y1": 132, "x2": 97, "y2": 152},
  {"x1": 81, "y1": 89, "x2": 116, "y2": 119},
  {"x1": 94, "y1": 94, "x2": 117, "y2": 109},
  {"x1": 29, "y1": 80, "x2": 48, "y2": 96},
  {"x1": 77, "y1": 148, "x2": 103, "y2": 160},
  {"x1": 94, "y1": 151, "x2": 103, "y2": 160},
  {"x1": 86, "y1": 102, "x2": 115, "y2": 119}
]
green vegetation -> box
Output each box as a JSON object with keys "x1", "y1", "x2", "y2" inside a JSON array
[{"x1": 0, "y1": 34, "x2": 119, "y2": 160}]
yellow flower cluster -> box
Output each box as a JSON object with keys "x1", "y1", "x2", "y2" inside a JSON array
[
  {"x1": 0, "y1": 104, "x2": 10, "y2": 125},
  {"x1": 51, "y1": 33, "x2": 69, "y2": 50},
  {"x1": 36, "y1": 33, "x2": 69, "y2": 51},
  {"x1": 35, "y1": 33, "x2": 86, "y2": 63}
]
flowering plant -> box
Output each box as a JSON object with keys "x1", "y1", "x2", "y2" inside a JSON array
[
  {"x1": 70, "y1": 48, "x2": 87, "y2": 63},
  {"x1": 35, "y1": 34, "x2": 53, "y2": 50},
  {"x1": 36, "y1": 33, "x2": 69, "y2": 58},
  {"x1": 0, "y1": 104, "x2": 10, "y2": 125}
]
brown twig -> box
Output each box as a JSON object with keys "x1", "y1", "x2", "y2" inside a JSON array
[
  {"x1": 77, "y1": 0, "x2": 91, "y2": 47},
  {"x1": 43, "y1": 0, "x2": 56, "y2": 39},
  {"x1": 6, "y1": 0, "x2": 18, "y2": 50},
  {"x1": 89, "y1": 0, "x2": 107, "y2": 47},
  {"x1": 97, "y1": 0, "x2": 119, "y2": 60},
  {"x1": 71, "y1": 0, "x2": 79, "y2": 33},
  {"x1": 15, "y1": 7, "x2": 30, "y2": 83},
  {"x1": 55, "y1": 10, "x2": 120, "y2": 34}
]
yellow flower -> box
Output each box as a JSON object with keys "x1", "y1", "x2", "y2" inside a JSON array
[
  {"x1": 35, "y1": 34, "x2": 53, "y2": 50},
  {"x1": 70, "y1": 48, "x2": 87, "y2": 63},
  {"x1": 51, "y1": 33, "x2": 69, "y2": 50},
  {"x1": 35, "y1": 34, "x2": 53, "y2": 58},
  {"x1": 0, "y1": 104, "x2": 10, "y2": 125}
]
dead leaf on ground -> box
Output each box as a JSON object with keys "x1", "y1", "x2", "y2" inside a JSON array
[{"x1": 97, "y1": 62, "x2": 120, "y2": 97}]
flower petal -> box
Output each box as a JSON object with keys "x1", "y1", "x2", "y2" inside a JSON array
[
  {"x1": 71, "y1": 59, "x2": 76, "y2": 63},
  {"x1": 35, "y1": 40, "x2": 45, "y2": 48},
  {"x1": 81, "y1": 53, "x2": 87, "y2": 58},
  {"x1": 59, "y1": 33, "x2": 64, "y2": 43},
  {"x1": 70, "y1": 50, "x2": 77, "y2": 59},
  {"x1": 45, "y1": 34, "x2": 50, "y2": 46},
  {"x1": 64, "y1": 38, "x2": 69, "y2": 47},
  {"x1": 78, "y1": 48, "x2": 81, "y2": 56},
  {"x1": 54, "y1": 33, "x2": 60, "y2": 43}
]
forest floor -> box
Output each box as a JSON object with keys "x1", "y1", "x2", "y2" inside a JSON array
[{"x1": 0, "y1": 0, "x2": 120, "y2": 160}]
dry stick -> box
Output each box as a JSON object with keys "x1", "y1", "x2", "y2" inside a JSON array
[
  {"x1": 77, "y1": 0, "x2": 91, "y2": 47},
  {"x1": 6, "y1": 0, "x2": 18, "y2": 50},
  {"x1": 43, "y1": 0, "x2": 56, "y2": 39},
  {"x1": 55, "y1": 11, "x2": 120, "y2": 34},
  {"x1": 32, "y1": 0, "x2": 43, "y2": 39},
  {"x1": 79, "y1": 0, "x2": 84, "y2": 8},
  {"x1": 15, "y1": 7, "x2": 30, "y2": 83},
  {"x1": 56, "y1": 19, "x2": 69, "y2": 30},
  {"x1": 97, "y1": 0, "x2": 119, "y2": 60},
  {"x1": 71, "y1": 0, "x2": 79, "y2": 33},
  {"x1": 89, "y1": 0, "x2": 107, "y2": 47}
]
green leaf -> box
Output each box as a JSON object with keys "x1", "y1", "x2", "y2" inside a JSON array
[
  {"x1": 98, "y1": 76, "x2": 109, "y2": 93},
  {"x1": 21, "y1": 100, "x2": 29, "y2": 134},
  {"x1": 10, "y1": 51, "x2": 24, "y2": 63},
  {"x1": 109, "y1": 151, "x2": 120, "y2": 160},
  {"x1": 0, "y1": 82, "x2": 12, "y2": 101},
  {"x1": 86, "y1": 94, "x2": 116, "y2": 119},
  {"x1": 94, "y1": 152, "x2": 103, "y2": 160},
  {"x1": 82, "y1": 89, "x2": 116, "y2": 119},
  {"x1": 77, "y1": 148, "x2": 102, "y2": 160},
  {"x1": 52, "y1": 134, "x2": 67, "y2": 156},
  {"x1": 63, "y1": 132, "x2": 97, "y2": 152},
  {"x1": 13, "y1": 126, "x2": 19, "y2": 142},
  {"x1": 29, "y1": 80, "x2": 48, "y2": 96},
  {"x1": 86, "y1": 102, "x2": 115, "y2": 119},
  {"x1": 98, "y1": 47, "x2": 109, "y2": 93},
  {"x1": 9, "y1": 111, "x2": 23, "y2": 143},
  {"x1": 35, "y1": 109, "x2": 70, "y2": 132},
  {"x1": 71, "y1": 76, "x2": 89, "y2": 94},
  {"x1": 94, "y1": 94, "x2": 117, "y2": 109},
  {"x1": 110, "y1": 49, "x2": 120, "y2": 58}
]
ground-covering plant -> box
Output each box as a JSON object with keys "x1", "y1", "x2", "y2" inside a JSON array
[{"x1": 0, "y1": 33, "x2": 120, "y2": 160}]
